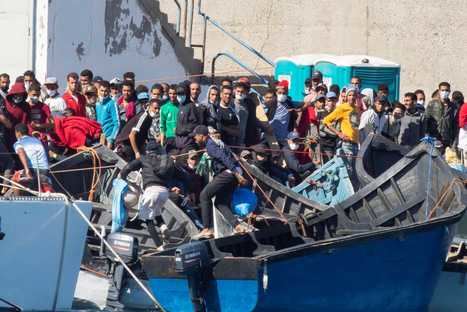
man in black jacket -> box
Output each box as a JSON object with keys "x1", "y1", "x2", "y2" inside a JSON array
[
  {"x1": 217, "y1": 85, "x2": 240, "y2": 146},
  {"x1": 175, "y1": 82, "x2": 208, "y2": 154},
  {"x1": 120, "y1": 141, "x2": 178, "y2": 248}
]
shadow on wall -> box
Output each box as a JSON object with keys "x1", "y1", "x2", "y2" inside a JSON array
[{"x1": 104, "y1": 0, "x2": 161, "y2": 58}]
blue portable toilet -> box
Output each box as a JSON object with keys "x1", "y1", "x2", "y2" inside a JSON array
[
  {"x1": 314, "y1": 55, "x2": 400, "y2": 103},
  {"x1": 275, "y1": 54, "x2": 400, "y2": 103},
  {"x1": 274, "y1": 54, "x2": 334, "y2": 104}
]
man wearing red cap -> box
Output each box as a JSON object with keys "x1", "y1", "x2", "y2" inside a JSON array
[{"x1": 270, "y1": 81, "x2": 292, "y2": 144}]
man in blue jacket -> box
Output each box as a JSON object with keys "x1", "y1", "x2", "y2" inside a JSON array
[
  {"x1": 195, "y1": 125, "x2": 248, "y2": 238},
  {"x1": 96, "y1": 80, "x2": 120, "y2": 148}
]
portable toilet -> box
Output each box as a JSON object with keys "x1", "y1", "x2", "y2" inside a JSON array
[
  {"x1": 274, "y1": 54, "x2": 400, "y2": 103},
  {"x1": 274, "y1": 54, "x2": 334, "y2": 104},
  {"x1": 314, "y1": 55, "x2": 400, "y2": 103}
]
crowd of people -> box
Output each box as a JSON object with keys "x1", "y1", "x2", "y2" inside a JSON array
[{"x1": 0, "y1": 68, "x2": 466, "y2": 243}]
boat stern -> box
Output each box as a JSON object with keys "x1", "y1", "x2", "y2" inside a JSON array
[{"x1": 142, "y1": 254, "x2": 262, "y2": 312}]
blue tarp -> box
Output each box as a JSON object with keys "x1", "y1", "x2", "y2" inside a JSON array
[{"x1": 111, "y1": 178, "x2": 129, "y2": 233}]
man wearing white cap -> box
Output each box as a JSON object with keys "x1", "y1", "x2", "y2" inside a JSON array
[{"x1": 43, "y1": 77, "x2": 67, "y2": 117}]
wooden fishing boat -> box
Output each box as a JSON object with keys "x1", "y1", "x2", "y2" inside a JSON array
[
  {"x1": 355, "y1": 135, "x2": 467, "y2": 312},
  {"x1": 48, "y1": 145, "x2": 200, "y2": 250},
  {"x1": 50, "y1": 145, "x2": 331, "y2": 247},
  {"x1": 140, "y1": 141, "x2": 467, "y2": 312}
]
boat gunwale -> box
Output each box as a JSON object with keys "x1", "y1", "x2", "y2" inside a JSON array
[
  {"x1": 355, "y1": 133, "x2": 410, "y2": 185},
  {"x1": 141, "y1": 207, "x2": 464, "y2": 281},
  {"x1": 244, "y1": 161, "x2": 329, "y2": 212},
  {"x1": 142, "y1": 186, "x2": 466, "y2": 273}
]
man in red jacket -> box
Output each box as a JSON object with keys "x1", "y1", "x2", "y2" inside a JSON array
[
  {"x1": 4, "y1": 81, "x2": 29, "y2": 148},
  {"x1": 62, "y1": 72, "x2": 86, "y2": 117}
]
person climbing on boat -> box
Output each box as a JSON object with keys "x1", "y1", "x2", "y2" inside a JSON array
[
  {"x1": 13, "y1": 123, "x2": 51, "y2": 193},
  {"x1": 194, "y1": 125, "x2": 249, "y2": 239},
  {"x1": 120, "y1": 139, "x2": 180, "y2": 248}
]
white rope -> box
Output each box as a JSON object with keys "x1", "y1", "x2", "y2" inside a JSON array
[{"x1": 0, "y1": 175, "x2": 165, "y2": 311}]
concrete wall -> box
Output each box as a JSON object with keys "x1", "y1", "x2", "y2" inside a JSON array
[
  {"x1": 35, "y1": 0, "x2": 188, "y2": 89},
  {"x1": 159, "y1": 0, "x2": 467, "y2": 97},
  {"x1": 0, "y1": 0, "x2": 35, "y2": 80}
]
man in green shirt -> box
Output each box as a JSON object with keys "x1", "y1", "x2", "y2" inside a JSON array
[{"x1": 160, "y1": 84, "x2": 182, "y2": 148}]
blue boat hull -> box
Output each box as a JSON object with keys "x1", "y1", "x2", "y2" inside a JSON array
[{"x1": 145, "y1": 222, "x2": 455, "y2": 312}]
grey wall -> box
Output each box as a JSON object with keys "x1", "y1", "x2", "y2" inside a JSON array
[
  {"x1": 35, "y1": 0, "x2": 188, "y2": 88},
  {"x1": 160, "y1": 0, "x2": 467, "y2": 97}
]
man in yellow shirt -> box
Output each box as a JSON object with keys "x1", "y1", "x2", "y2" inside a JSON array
[
  {"x1": 323, "y1": 87, "x2": 360, "y2": 147},
  {"x1": 323, "y1": 87, "x2": 360, "y2": 184}
]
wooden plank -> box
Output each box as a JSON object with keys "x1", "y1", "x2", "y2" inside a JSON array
[
  {"x1": 363, "y1": 198, "x2": 377, "y2": 221},
  {"x1": 390, "y1": 177, "x2": 406, "y2": 204},
  {"x1": 376, "y1": 188, "x2": 401, "y2": 225},
  {"x1": 373, "y1": 195, "x2": 425, "y2": 226}
]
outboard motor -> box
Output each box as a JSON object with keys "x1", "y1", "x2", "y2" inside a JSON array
[
  {"x1": 175, "y1": 241, "x2": 212, "y2": 312},
  {"x1": 104, "y1": 232, "x2": 144, "y2": 310}
]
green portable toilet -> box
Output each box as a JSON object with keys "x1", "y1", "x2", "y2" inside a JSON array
[
  {"x1": 314, "y1": 55, "x2": 400, "y2": 103},
  {"x1": 274, "y1": 54, "x2": 334, "y2": 104},
  {"x1": 275, "y1": 54, "x2": 400, "y2": 103}
]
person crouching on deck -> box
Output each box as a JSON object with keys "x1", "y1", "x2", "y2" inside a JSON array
[
  {"x1": 12, "y1": 123, "x2": 52, "y2": 194},
  {"x1": 120, "y1": 140, "x2": 180, "y2": 248}
]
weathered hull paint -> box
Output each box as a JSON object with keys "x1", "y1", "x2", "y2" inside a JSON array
[{"x1": 147, "y1": 223, "x2": 454, "y2": 312}]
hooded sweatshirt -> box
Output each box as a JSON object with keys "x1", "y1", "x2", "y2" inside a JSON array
[
  {"x1": 5, "y1": 82, "x2": 28, "y2": 126},
  {"x1": 4, "y1": 82, "x2": 29, "y2": 147}
]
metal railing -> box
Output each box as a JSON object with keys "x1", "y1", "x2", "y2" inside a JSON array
[
  {"x1": 211, "y1": 52, "x2": 270, "y2": 85},
  {"x1": 197, "y1": 0, "x2": 274, "y2": 66},
  {"x1": 171, "y1": 0, "x2": 181, "y2": 34}
]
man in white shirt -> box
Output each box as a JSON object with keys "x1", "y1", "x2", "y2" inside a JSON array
[
  {"x1": 13, "y1": 123, "x2": 49, "y2": 182},
  {"x1": 43, "y1": 77, "x2": 67, "y2": 117}
]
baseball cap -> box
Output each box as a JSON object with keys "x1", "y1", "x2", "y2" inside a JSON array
[
  {"x1": 315, "y1": 94, "x2": 326, "y2": 101},
  {"x1": 326, "y1": 91, "x2": 337, "y2": 99},
  {"x1": 193, "y1": 125, "x2": 209, "y2": 136},
  {"x1": 287, "y1": 131, "x2": 300, "y2": 141},
  {"x1": 110, "y1": 77, "x2": 123, "y2": 85},
  {"x1": 137, "y1": 92, "x2": 149, "y2": 101},
  {"x1": 93, "y1": 76, "x2": 103, "y2": 83},
  {"x1": 84, "y1": 85, "x2": 97, "y2": 95},
  {"x1": 44, "y1": 77, "x2": 57, "y2": 85},
  {"x1": 311, "y1": 70, "x2": 322, "y2": 80}
]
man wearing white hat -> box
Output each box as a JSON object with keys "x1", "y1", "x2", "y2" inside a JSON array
[{"x1": 43, "y1": 77, "x2": 67, "y2": 117}]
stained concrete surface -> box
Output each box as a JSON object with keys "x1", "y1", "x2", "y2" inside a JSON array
[{"x1": 159, "y1": 0, "x2": 467, "y2": 96}]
